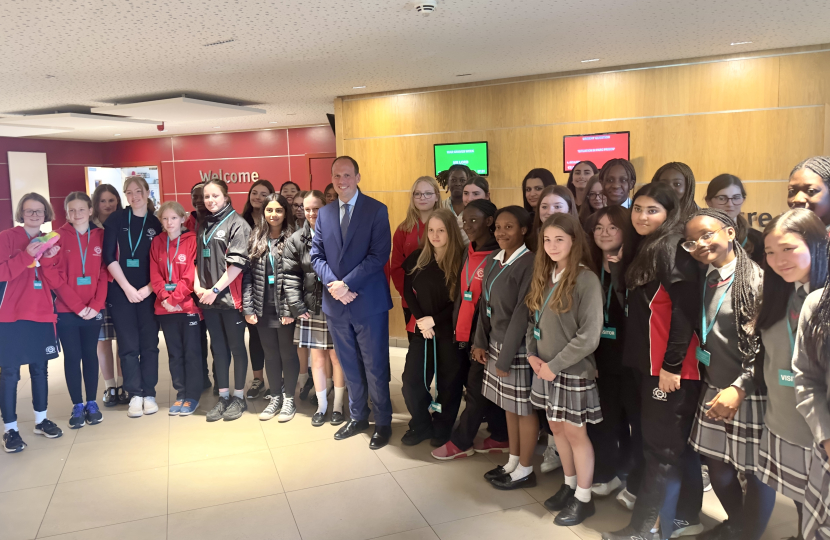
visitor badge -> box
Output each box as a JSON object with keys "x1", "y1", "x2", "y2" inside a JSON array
[
  {"x1": 695, "y1": 346, "x2": 711, "y2": 366},
  {"x1": 429, "y1": 401, "x2": 442, "y2": 413},
  {"x1": 533, "y1": 327, "x2": 541, "y2": 340},
  {"x1": 202, "y1": 248, "x2": 211, "y2": 258},
  {"x1": 601, "y1": 326, "x2": 617, "y2": 340},
  {"x1": 76, "y1": 276, "x2": 92, "y2": 286},
  {"x1": 486, "y1": 306, "x2": 491, "y2": 318},
  {"x1": 463, "y1": 291, "x2": 472, "y2": 302},
  {"x1": 126, "y1": 259, "x2": 140, "y2": 268},
  {"x1": 268, "y1": 275, "x2": 275, "y2": 285},
  {"x1": 779, "y1": 369, "x2": 795, "y2": 387},
  {"x1": 165, "y1": 283, "x2": 177, "y2": 292},
  {"x1": 33, "y1": 280, "x2": 43, "y2": 290}
]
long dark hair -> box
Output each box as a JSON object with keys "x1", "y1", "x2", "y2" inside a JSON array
[
  {"x1": 566, "y1": 161, "x2": 598, "y2": 198},
  {"x1": 756, "y1": 208, "x2": 828, "y2": 331},
  {"x1": 585, "y1": 206, "x2": 634, "y2": 289},
  {"x1": 248, "y1": 193, "x2": 295, "y2": 261},
  {"x1": 91, "y1": 183, "x2": 122, "y2": 224},
  {"x1": 624, "y1": 183, "x2": 682, "y2": 288},
  {"x1": 241, "y1": 179, "x2": 275, "y2": 226},
  {"x1": 652, "y1": 162, "x2": 697, "y2": 220},
  {"x1": 521, "y1": 168, "x2": 557, "y2": 213},
  {"x1": 807, "y1": 243, "x2": 830, "y2": 363},
  {"x1": 705, "y1": 174, "x2": 755, "y2": 255}
]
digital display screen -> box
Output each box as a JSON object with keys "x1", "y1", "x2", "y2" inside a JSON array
[
  {"x1": 563, "y1": 132, "x2": 630, "y2": 172},
  {"x1": 434, "y1": 141, "x2": 489, "y2": 176}
]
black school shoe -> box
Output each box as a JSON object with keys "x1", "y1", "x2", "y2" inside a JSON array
[
  {"x1": 116, "y1": 387, "x2": 129, "y2": 405},
  {"x1": 554, "y1": 497, "x2": 595, "y2": 526},
  {"x1": 222, "y1": 396, "x2": 247, "y2": 421},
  {"x1": 311, "y1": 411, "x2": 326, "y2": 427},
  {"x1": 491, "y1": 471, "x2": 536, "y2": 490},
  {"x1": 330, "y1": 411, "x2": 345, "y2": 426},
  {"x1": 543, "y1": 485, "x2": 575, "y2": 511},
  {"x1": 34, "y1": 419, "x2": 63, "y2": 439},
  {"x1": 102, "y1": 387, "x2": 118, "y2": 408},
  {"x1": 401, "y1": 427, "x2": 433, "y2": 446},
  {"x1": 484, "y1": 465, "x2": 508, "y2": 481},
  {"x1": 3, "y1": 430, "x2": 26, "y2": 453}
]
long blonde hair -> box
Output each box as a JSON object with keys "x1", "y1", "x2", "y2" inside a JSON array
[
  {"x1": 398, "y1": 176, "x2": 441, "y2": 233},
  {"x1": 411, "y1": 209, "x2": 464, "y2": 300},
  {"x1": 526, "y1": 213, "x2": 594, "y2": 314}
]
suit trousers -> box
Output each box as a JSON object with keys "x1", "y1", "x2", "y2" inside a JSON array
[{"x1": 327, "y1": 311, "x2": 392, "y2": 426}]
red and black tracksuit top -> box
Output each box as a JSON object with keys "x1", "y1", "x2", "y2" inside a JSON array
[
  {"x1": 0, "y1": 227, "x2": 63, "y2": 323},
  {"x1": 149, "y1": 230, "x2": 202, "y2": 317},
  {"x1": 53, "y1": 222, "x2": 109, "y2": 315}
]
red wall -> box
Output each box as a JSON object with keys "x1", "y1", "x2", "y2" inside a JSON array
[{"x1": 0, "y1": 126, "x2": 335, "y2": 232}]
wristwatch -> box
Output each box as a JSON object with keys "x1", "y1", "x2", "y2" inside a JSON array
[{"x1": 212, "y1": 287, "x2": 220, "y2": 294}]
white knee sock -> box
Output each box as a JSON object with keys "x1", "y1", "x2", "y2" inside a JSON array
[
  {"x1": 503, "y1": 454, "x2": 520, "y2": 474},
  {"x1": 575, "y1": 485, "x2": 592, "y2": 503},
  {"x1": 509, "y1": 463, "x2": 533, "y2": 481},
  {"x1": 4, "y1": 421, "x2": 18, "y2": 433},
  {"x1": 564, "y1": 474, "x2": 577, "y2": 489},
  {"x1": 333, "y1": 386, "x2": 345, "y2": 413},
  {"x1": 316, "y1": 390, "x2": 328, "y2": 414},
  {"x1": 326, "y1": 378, "x2": 333, "y2": 393},
  {"x1": 34, "y1": 410, "x2": 47, "y2": 424}
]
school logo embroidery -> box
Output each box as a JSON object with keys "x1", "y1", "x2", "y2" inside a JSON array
[
  {"x1": 147, "y1": 228, "x2": 157, "y2": 238},
  {"x1": 95, "y1": 312, "x2": 103, "y2": 320},
  {"x1": 177, "y1": 254, "x2": 187, "y2": 263},
  {"x1": 45, "y1": 346, "x2": 56, "y2": 354},
  {"x1": 475, "y1": 268, "x2": 484, "y2": 279},
  {"x1": 652, "y1": 388, "x2": 667, "y2": 402},
  {"x1": 93, "y1": 246, "x2": 102, "y2": 256},
  {"x1": 216, "y1": 230, "x2": 227, "y2": 239},
  {"x1": 189, "y1": 320, "x2": 199, "y2": 326}
]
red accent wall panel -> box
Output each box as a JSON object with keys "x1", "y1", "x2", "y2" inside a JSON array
[
  {"x1": 0, "y1": 164, "x2": 9, "y2": 199},
  {"x1": 161, "y1": 162, "x2": 177, "y2": 198},
  {"x1": 288, "y1": 126, "x2": 336, "y2": 155},
  {"x1": 0, "y1": 138, "x2": 103, "y2": 166},
  {"x1": 0, "y1": 200, "x2": 12, "y2": 231},
  {"x1": 47, "y1": 165, "x2": 88, "y2": 198},
  {"x1": 104, "y1": 137, "x2": 173, "y2": 165},
  {"x1": 172, "y1": 156, "x2": 291, "y2": 194},
  {"x1": 172, "y1": 130, "x2": 289, "y2": 161},
  {"x1": 289, "y1": 155, "x2": 310, "y2": 190}
]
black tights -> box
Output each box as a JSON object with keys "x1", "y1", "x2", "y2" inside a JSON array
[{"x1": 704, "y1": 458, "x2": 776, "y2": 540}]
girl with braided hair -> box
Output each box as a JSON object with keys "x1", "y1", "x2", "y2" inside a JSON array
[
  {"x1": 788, "y1": 156, "x2": 830, "y2": 230},
  {"x1": 683, "y1": 208, "x2": 774, "y2": 540},
  {"x1": 757, "y1": 209, "x2": 828, "y2": 540}
]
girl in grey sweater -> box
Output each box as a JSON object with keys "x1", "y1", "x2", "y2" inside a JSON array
[{"x1": 526, "y1": 213, "x2": 604, "y2": 527}]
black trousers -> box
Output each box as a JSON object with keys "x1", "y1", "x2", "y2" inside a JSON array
[
  {"x1": 159, "y1": 313, "x2": 204, "y2": 401},
  {"x1": 257, "y1": 321, "x2": 299, "y2": 397},
  {"x1": 588, "y1": 366, "x2": 644, "y2": 492},
  {"x1": 108, "y1": 284, "x2": 160, "y2": 398},
  {"x1": 203, "y1": 308, "x2": 248, "y2": 390},
  {"x1": 0, "y1": 361, "x2": 48, "y2": 424},
  {"x1": 247, "y1": 322, "x2": 265, "y2": 373},
  {"x1": 631, "y1": 375, "x2": 703, "y2": 539},
  {"x1": 402, "y1": 334, "x2": 466, "y2": 438},
  {"x1": 56, "y1": 313, "x2": 103, "y2": 404},
  {"x1": 450, "y1": 345, "x2": 508, "y2": 450}
]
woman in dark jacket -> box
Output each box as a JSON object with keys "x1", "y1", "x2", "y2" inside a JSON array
[
  {"x1": 283, "y1": 190, "x2": 345, "y2": 427},
  {"x1": 243, "y1": 193, "x2": 300, "y2": 423}
]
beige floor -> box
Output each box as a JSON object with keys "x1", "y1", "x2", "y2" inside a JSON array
[{"x1": 1, "y1": 342, "x2": 802, "y2": 540}]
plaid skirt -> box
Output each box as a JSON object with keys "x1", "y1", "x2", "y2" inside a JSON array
[
  {"x1": 757, "y1": 426, "x2": 812, "y2": 502},
  {"x1": 530, "y1": 372, "x2": 603, "y2": 427},
  {"x1": 805, "y1": 443, "x2": 830, "y2": 540},
  {"x1": 98, "y1": 307, "x2": 116, "y2": 341},
  {"x1": 293, "y1": 311, "x2": 334, "y2": 350},
  {"x1": 482, "y1": 340, "x2": 532, "y2": 416},
  {"x1": 688, "y1": 384, "x2": 765, "y2": 473}
]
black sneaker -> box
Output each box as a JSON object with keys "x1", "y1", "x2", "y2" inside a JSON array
[
  {"x1": 206, "y1": 396, "x2": 230, "y2": 422},
  {"x1": 102, "y1": 387, "x2": 118, "y2": 408},
  {"x1": 69, "y1": 404, "x2": 86, "y2": 429},
  {"x1": 697, "y1": 520, "x2": 742, "y2": 540},
  {"x1": 85, "y1": 402, "x2": 103, "y2": 425},
  {"x1": 116, "y1": 387, "x2": 129, "y2": 405},
  {"x1": 401, "y1": 427, "x2": 433, "y2": 446},
  {"x1": 3, "y1": 430, "x2": 26, "y2": 453},
  {"x1": 553, "y1": 497, "x2": 595, "y2": 526},
  {"x1": 222, "y1": 396, "x2": 247, "y2": 421},
  {"x1": 246, "y1": 378, "x2": 265, "y2": 400},
  {"x1": 299, "y1": 378, "x2": 314, "y2": 400},
  {"x1": 34, "y1": 419, "x2": 63, "y2": 439},
  {"x1": 670, "y1": 518, "x2": 704, "y2": 537}
]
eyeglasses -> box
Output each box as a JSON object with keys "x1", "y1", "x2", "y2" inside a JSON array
[
  {"x1": 413, "y1": 191, "x2": 435, "y2": 199},
  {"x1": 23, "y1": 209, "x2": 45, "y2": 217},
  {"x1": 681, "y1": 227, "x2": 726, "y2": 252},
  {"x1": 711, "y1": 195, "x2": 745, "y2": 205},
  {"x1": 594, "y1": 225, "x2": 620, "y2": 235},
  {"x1": 587, "y1": 192, "x2": 605, "y2": 200}
]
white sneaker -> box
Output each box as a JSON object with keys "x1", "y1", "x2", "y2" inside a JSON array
[
  {"x1": 592, "y1": 476, "x2": 622, "y2": 496},
  {"x1": 278, "y1": 397, "x2": 296, "y2": 423},
  {"x1": 259, "y1": 395, "x2": 282, "y2": 421},
  {"x1": 616, "y1": 487, "x2": 636, "y2": 510},
  {"x1": 143, "y1": 396, "x2": 158, "y2": 415},
  {"x1": 128, "y1": 396, "x2": 144, "y2": 418},
  {"x1": 540, "y1": 444, "x2": 562, "y2": 473}
]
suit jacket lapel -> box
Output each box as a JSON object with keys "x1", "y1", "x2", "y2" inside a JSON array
[
  {"x1": 340, "y1": 192, "x2": 364, "y2": 256},
  {"x1": 330, "y1": 201, "x2": 343, "y2": 252}
]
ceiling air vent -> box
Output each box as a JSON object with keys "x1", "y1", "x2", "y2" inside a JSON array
[{"x1": 204, "y1": 38, "x2": 235, "y2": 47}]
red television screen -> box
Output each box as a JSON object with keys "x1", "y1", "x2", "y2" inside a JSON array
[{"x1": 563, "y1": 131, "x2": 630, "y2": 172}]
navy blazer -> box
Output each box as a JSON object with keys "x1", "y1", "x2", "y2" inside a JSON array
[{"x1": 310, "y1": 192, "x2": 393, "y2": 319}]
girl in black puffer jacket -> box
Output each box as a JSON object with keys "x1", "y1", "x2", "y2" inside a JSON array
[
  {"x1": 243, "y1": 193, "x2": 300, "y2": 422},
  {"x1": 283, "y1": 190, "x2": 346, "y2": 427}
]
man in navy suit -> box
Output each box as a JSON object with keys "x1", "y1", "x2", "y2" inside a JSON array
[{"x1": 311, "y1": 156, "x2": 394, "y2": 450}]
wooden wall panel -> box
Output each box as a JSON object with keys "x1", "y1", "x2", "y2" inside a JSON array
[{"x1": 779, "y1": 51, "x2": 830, "y2": 107}]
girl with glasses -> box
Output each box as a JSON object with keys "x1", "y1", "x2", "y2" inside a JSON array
[
  {"x1": 705, "y1": 174, "x2": 764, "y2": 264},
  {"x1": 578, "y1": 175, "x2": 606, "y2": 226}
]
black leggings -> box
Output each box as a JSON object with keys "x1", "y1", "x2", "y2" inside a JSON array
[
  {"x1": 704, "y1": 457, "x2": 776, "y2": 540},
  {"x1": 56, "y1": 313, "x2": 102, "y2": 404},
  {"x1": 257, "y1": 321, "x2": 299, "y2": 398},
  {"x1": 247, "y1": 322, "x2": 265, "y2": 372},
  {"x1": 203, "y1": 309, "x2": 248, "y2": 390}
]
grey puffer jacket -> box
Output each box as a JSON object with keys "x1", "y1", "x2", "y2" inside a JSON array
[
  {"x1": 283, "y1": 221, "x2": 324, "y2": 317},
  {"x1": 242, "y1": 231, "x2": 291, "y2": 318}
]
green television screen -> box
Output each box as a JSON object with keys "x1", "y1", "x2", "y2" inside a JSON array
[{"x1": 434, "y1": 141, "x2": 489, "y2": 176}]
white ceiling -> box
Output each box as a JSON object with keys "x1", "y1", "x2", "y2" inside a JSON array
[{"x1": 1, "y1": 0, "x2": 828, "y2": 142}]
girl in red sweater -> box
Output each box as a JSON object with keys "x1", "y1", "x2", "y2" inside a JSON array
[
  {"x1": 150, "y1": 201, "x2": 203, "y2": 416},
  {"x1": 54, "y1": 192, "x2": 109, "y2": 429},
  {"x1": 0, "y1": 193, "x2": 64, "y2": 453}
]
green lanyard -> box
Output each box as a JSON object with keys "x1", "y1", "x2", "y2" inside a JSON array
[
  {"x1": 127, "y1": 209, "x2": 147, "y2": 259},
  {"x1": 464, "y1": 256, "x2": 488, "y2": 297},
  {"x1": 166, "y1": 234, "x2": 181, "y2": 283},
  {"x1": 532, "y1": 279, "x2": 559, "y2": 339},
  {"x1": 741, "y1": 237, "x2": 747, "y2": 248},
  {"x1": 600, "y1": 267, "x2": 613, "y2": 325},
  {"x1": 484, "y1": 247, "x2": 527, "y2": 304},
  {"x1": 75, "y1": 228, "x2": 90, "y2": 277},
  {"x1": 267, "y1": 237, "x2": 279, "y2": 285},
  {"x1": 201, "y1": 210, "x2": 234, "y2": 256},
  {"x1": 25, "y1": 230, "x2": 42, "y2": 288},
  {"x1": 423, "y1": 337, "x2": 441, "y2": 413},
  {"x1": 700, "y1": 274, "x2": 734, "y2": 346}
]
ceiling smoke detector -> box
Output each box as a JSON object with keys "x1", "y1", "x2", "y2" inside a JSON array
[{"x1": 414, "y1": 0, "x2": 437, "y2": 16}]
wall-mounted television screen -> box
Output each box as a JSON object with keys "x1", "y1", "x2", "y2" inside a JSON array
[
  {"x1": 563, "y1": 131, "x2": 630, "y2": 172},
  {"x1": 434, "y1": 141, "x2": 489, "y2": 176}
]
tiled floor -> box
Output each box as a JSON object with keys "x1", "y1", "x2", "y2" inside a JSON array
[{"x1": 1, "y1": 343, "x2": 801, "y2": 539}]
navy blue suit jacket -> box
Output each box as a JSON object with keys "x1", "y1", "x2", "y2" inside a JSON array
[{"x1": 310, "y1": 192, "x2": 393, "y2": 319}]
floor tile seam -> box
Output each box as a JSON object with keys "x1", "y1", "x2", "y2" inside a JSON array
[
  {"x1": 281, "y1": 470, "x2": 394, "y2": 494},
  {"x1": 165, "y1": 492, "x2": 285, "y2": 517},
  {"x1": 33, "y1": 511, "x2": 169, "y2": 539},
  {"x1": 51, "y1": 463, "x2": 170, "y2": 487},
  {"x1": 32, "y1": 418, "x2": 75, "y2": 540},
  {"x1": 386, "y1": 467, "x2": 433, "y2": 532},
  {"x1": 419, "y1": 498, "x2": 544, "y2": 527},
  {"x1": 166, "y1": 445, "x2": 273, "y2": 467}
]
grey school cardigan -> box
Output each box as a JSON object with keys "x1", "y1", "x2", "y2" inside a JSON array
[
  {"x1": 525, "y1": 269, "x2": 604, "y2": 379},
  {"x1": 794, "y1": 288, "x2": 830, "y2": 445}
]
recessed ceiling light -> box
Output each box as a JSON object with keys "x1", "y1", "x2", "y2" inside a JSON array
[
  {"x1": 352, "y1": 85, "x2": 366, "y2": 89},
  {"x1": 581, "y1": 58, "x2": 600, "y2": 63},
  {"x1": 456, "y1": 73, "x2": 472, "y2": 77},
  {"x1": 730, "y1": 41, "x2": 752, "y2": 46},
  {"x1": 286, "y1": 113, "x2": 296, "y2": 116},
  {"x1": 269, "y1": 121, "x2": 279, "y2": 124},
  {"x1": 113, "y1": 134, "x2": 121, "y2": 136},
  {"x1": 213, "y1": 126, "x2": 221, "y2": 129}
]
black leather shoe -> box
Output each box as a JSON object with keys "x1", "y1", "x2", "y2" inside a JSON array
[
  {"x1": 369, "y1": 425, "x2": 392, "y2": 450},
  {"x1": 491, "y1": 471, "x2": 536, "y2": 490},
  {"x1": 483, "y1": 465, "x2": 508, "y2": 481},
  {"x1": 311, "y1": 412, "x2": 326, "y2": 427},
  {"x1": 544, "y1": 485, "x2": 575, "y2": 512},
  {"x1": 554, "y1": 497, "x2": 595, "y2": 526},
  {"x1": 334, "y1": 419, "x2": 370, "y2": 440},
  {"x1": 401, "y1": 427, "x2": 432, "y2": 446},
  {"x1": 330, "y1": 411, "x2": 345, "y2": 426}
]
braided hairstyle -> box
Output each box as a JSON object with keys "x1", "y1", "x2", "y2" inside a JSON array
[
  {"x1": 808, "y1": 241, "x2": 830, "y2": 363},
  {"x1": 790, "y1": 156, "x2": 830, "y2": 187},
  {"x1": 685, "y1": 208, "x2": 762, "y2": 361}
]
